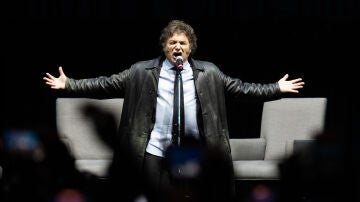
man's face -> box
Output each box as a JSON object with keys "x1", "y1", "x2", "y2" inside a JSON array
[{"x1": 163, "y1": 32, "x2": 191, "y2": 65}]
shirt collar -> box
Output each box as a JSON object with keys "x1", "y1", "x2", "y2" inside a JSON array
[{"x1": 163, "y1": 58, "x2": 191, "y2": 71}]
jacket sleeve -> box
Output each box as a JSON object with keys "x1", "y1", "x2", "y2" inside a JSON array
[
  {"x1": 65, "y1": 68, "x2": 131, "y2": 98},
  {"x1": 215, "y1": 65, "x2": 282, "y2": 100}
]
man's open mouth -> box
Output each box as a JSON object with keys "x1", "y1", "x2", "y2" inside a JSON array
[{"x1": 173, "y1": 52, "x2": 182, "y2": 57}]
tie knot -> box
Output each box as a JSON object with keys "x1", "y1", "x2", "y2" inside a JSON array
[{"x1": 172, "y1": 66, "x2": 183, "y2": 72}]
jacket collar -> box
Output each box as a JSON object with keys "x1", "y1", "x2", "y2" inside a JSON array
[
  {"x1": 189, "y1": 58, "x2": 205, "y2": 72},
  {"x1": 145, "y1": 55, "x2": 165, "y2": 70}
]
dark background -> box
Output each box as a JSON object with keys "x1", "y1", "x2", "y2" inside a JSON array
[{"x1": 3, "y1": 0, "x2": 359, "y2": 139}]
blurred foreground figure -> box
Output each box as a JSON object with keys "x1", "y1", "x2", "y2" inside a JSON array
[
  {"x1": 1, "y1": 127, "x2": 94, "y2": 202},
  {"x1": 278, "y1": 130, "x2": 359, "y2": 202}
]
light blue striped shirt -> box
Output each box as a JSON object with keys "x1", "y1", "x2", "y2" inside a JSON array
[{"x1": 146, "y1": 58, "x2": 199, "y2": 157}]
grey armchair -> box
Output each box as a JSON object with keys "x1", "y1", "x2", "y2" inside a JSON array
[{"x1": 230, "y1": 97, "x2": 328, "y2": 180}]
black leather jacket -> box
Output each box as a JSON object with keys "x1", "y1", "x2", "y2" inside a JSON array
[{"x1": 65, "y1": 56, "x2": 281, "y2": 169}]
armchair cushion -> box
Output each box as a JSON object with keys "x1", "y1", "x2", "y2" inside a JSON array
[{"x1": 232, "y1": 160, "x2": 279, "y2": 180}]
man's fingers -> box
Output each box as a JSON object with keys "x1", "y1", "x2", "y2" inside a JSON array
[
  {"x1": 291, "y1": 78, "x2": 303, "y2": 83},
  {"x1": 43, "y1": 77, "x2": 52, "y2": 82},
  {"x1": 45, "y1": 73, "x2": 55, "y2": 79},
  {"x1": 59, "y1": 66, "x2": 64, "y2": 75}
]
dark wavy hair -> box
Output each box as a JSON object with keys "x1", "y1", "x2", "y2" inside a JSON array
[{"x1": 159, "y1": 20, "x2": 198, "y2": 55}]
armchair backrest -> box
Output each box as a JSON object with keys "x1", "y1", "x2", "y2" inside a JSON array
[
  {"x1": 56, "y1": 98, "x2": 124, "y2": 177},
  {"x1": 260, "y1": 98, "x2": 327, "y2": 160}
]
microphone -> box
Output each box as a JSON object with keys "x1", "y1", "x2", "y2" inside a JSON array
[{"x1": 175, "y1": 56, "x2": 183, "y2": 70}]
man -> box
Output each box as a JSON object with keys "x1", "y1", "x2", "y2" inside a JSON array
[{"x1": 44, "y1": 19, "x2": 304, "y2": 202}]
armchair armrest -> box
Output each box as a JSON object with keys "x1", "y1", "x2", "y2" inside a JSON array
[
  {"x1": 230, "y1": 138, "x2": 266, "y2": 160},
  {"x1": 285, "y1": 139, "x2": 315, "y2": 157}
]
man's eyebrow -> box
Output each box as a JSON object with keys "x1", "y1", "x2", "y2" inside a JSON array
[{"x1": 168, "y1": 39, "x2": 187, "y2": 43}]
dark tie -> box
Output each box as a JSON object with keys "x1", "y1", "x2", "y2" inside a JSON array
[{"x1": 172, "y1": 68, "x2": 185, "y2": 147}]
